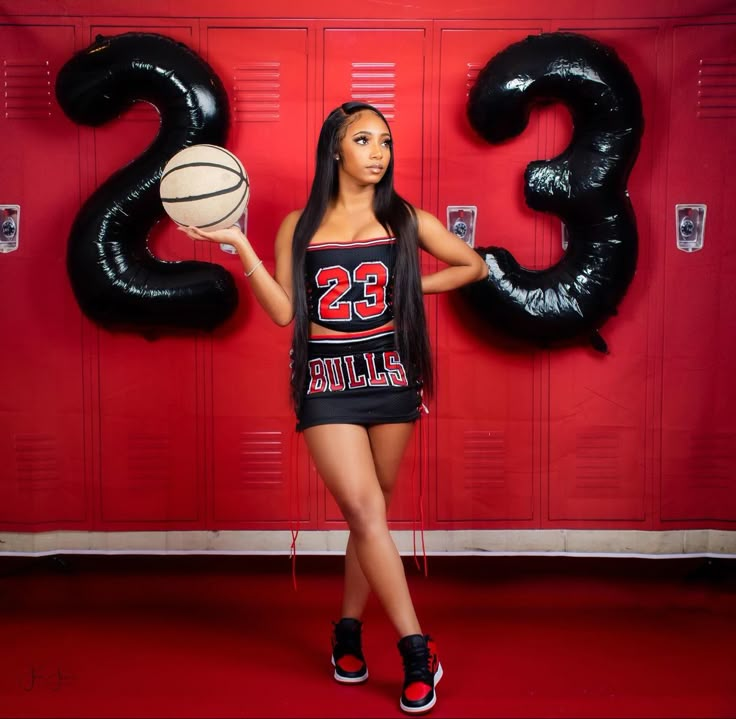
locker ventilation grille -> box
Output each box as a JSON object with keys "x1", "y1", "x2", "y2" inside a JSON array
[
  {"x1": 238, "y1": 431, "x2": 284, "y2": 486},
  {"x1": 463, "y1": 430, "x2": 505, "y2": 488},
  {"x1": 3, "y1": 60, "x2": 52, "y2": 120},
  {"x1": 14, "y1": 434, "x2": 60, "y2": 490},
  {"x1": 697, "y1": 57, "x2": 736, "y2": 119},
  {"x1": 684, "y1": 433, "x2": 734, "y2": 489},
  {"x1": 128, "y1": 433, "x2": 171, "y2": 484},
  {"x1": 466, "y1": 63, "x2": 483, "y2": 97},
  {"x1": 575, "y1": 429, "x2": 621, "y2": 490},
  {"x1": 233, "y1": 62, "x2": 281, "y2": 122},
  {"x1": 350, "y1": 63, "x2": 396, "y2": 120}
]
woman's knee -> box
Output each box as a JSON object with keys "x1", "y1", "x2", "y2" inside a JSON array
[{"x1": 340, "y1": 495, "x2": 387, "y2": 536}]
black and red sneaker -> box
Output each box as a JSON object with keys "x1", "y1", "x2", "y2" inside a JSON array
[
  {"x1": 397, "y1": 633, "x2": 443, "y2": 714},
  {"x1": 331, "y1": 618, "x2": 369, "y2": 684}
]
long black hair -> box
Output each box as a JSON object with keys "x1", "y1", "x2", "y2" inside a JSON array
[{"x1": 290, "y1": 101, "x2": 432, "y2": 413}]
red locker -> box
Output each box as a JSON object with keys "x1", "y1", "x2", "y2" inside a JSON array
[
  {"x1": 544, "y1": 26, "x2": 659, "y2": 525},
  {"x1": 0, "y1": 24, "x2": 87, "y2": 528},
  {"x1": 87, "y1": 24, "x2": 204, "y2": 526},
  {"x1": 433, "y1": 27, "x2": 544, "y2": 526},
  {"x1": 3, "y1": 4, "x2": 736, "y2": 539},
  {"x1": 322, "y1": 26, "x2": 428, "y2": 209},
  {"x1": 319, "y1": 26, "x2": 429, "y2": 526},
  {"x1": 660, "y1": 23, "x2": 736, "y2": 523},
  {"x1": 205, "y1": 26, "x2": 311, "y2": 525}
]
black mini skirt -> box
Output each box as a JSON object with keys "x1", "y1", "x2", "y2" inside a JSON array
[{"x1": 295, "y1": 329, "x2": 422, "y2": 432}]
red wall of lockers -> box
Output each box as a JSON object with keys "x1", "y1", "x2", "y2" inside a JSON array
[{"x1": 1, "y1": 0, "x2": 735, "y2": 535}]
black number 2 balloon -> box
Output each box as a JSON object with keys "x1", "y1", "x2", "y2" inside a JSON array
[
  {"x1": 55, "y1": 32, "x2": 238, "y2": 332},
  {"x1": 463, "y1": 32, "x2": 644, "y2": 353}
]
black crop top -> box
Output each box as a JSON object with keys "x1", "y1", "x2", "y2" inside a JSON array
[{"x1": 305, "y1": 237, "x2": 396, "y2": 332}]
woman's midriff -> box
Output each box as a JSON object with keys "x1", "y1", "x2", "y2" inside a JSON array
[{"x1": 308, "y1": 319, "x2": 395, "y2": 339}]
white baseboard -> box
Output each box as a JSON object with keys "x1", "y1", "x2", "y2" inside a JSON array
[{"x1": 1, "y1": 529, "x2": 735, "y2": 558}]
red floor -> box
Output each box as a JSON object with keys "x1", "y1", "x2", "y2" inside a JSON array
[{"x1": 1, "y1": 554, "x2": 734, "y2": 718}]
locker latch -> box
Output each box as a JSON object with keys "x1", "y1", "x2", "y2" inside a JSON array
[
  {"x1": 675, "y1": 204, "x2": 706, "y2": 253},
  {"x1": 1, "y1": 205, "x2": 20, "y2": 253}
]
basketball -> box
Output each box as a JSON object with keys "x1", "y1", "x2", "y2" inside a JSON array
[{"x1": 159, "y1": 144, "x2": 250, "y2": 230}]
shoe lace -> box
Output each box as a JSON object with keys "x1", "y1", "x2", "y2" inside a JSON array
[{"x1": 401, "y1": 643, "x2": 431, "y2": 684}]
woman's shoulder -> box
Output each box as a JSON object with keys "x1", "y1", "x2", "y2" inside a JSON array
[
  {"x1": 410, "y1": 206, "x2": 441, "y2": 233},
  {"x1": 274, "y1": 209, "x2": 303, "y2": 248},
  {"x1": 277, "y1": 209, "x2": 303, "y2": 234},
  {"x1": 282, "y1": 208, "x2": 303, "y2": 226}
]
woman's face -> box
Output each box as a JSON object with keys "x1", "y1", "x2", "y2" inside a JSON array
[{"x1": 337, "y1": 110, "x2": 392, "y2": 185}]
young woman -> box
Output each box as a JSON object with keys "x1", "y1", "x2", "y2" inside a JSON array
[{"x1": 179, "y1": 101, "x2": 488, "y2": 714}]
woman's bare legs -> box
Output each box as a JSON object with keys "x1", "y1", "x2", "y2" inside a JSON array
[
  {"x1": 304, "y1": 422, "x2": 420, "y2": 638},
  {"x1": 340, "y1": 422, "x2": 415, "y2": 620}
]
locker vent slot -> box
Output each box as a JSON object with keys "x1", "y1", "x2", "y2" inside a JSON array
[
  {"x1": 350, "y1": 62, "x2": 396, "y2": 120},
  {"x1": 14, "y1": 434, "x2": 60, "y2": 490},
  {"x1": 233, "y1": 62, "x2": 281, "y2": 122},
  {"x1": 3, "y1": 60, "x2": 52, "y2": 120},
  {"x1": 239, "y1": 431, "x2": 284, "y2": 486},
  {"x1": 697, "y1": 57, "x2": 736, "y2": 119},
  {"x1": 128, "y1": 433, "x2": 171, "y2": 484},
  {"x1": 466, "y1": 62, "x2": 483, "y2": 96},
  {"x1": 684, "y1": 433, "x2": 733, "y2": 489},
  {"x1": 463, "y1": 430, "x2": 505, "y2": 488},
  {"x1": 575, "y1": 429, "x2": 621, "y2": 490}
]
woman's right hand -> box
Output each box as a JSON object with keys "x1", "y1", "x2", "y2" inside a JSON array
[{"x1": 177, "y1": 224, "x2": 247, "y2": 250}]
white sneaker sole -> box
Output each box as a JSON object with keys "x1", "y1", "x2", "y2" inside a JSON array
[{"x1": 331, "y1": 655, "x2": 369, "y2": 684}]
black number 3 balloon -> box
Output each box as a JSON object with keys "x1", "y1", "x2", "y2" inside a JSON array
[
  {"x1": 55, "y1": 32, "x2": 238, "y2": 332},
  {"x1": 463, "y1": 32, "x2": 644, "y2": 353}
]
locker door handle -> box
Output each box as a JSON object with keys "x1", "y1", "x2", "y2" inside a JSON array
[{"x1": 675, "y1": 204, "x2": 706, "y2": 253}]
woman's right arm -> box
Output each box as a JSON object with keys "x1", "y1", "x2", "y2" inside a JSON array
[{"x1": 178, "y1": 210, "x2": 300, "y2": 327}]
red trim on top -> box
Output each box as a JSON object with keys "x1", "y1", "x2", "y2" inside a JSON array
[{"x1": 307, "y1": 237, "x2": 396, "y2": 251}]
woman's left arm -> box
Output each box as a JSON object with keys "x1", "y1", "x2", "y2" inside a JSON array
[{"x1": 416, "y1": 208, "x2": 488, "y2": 294}]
